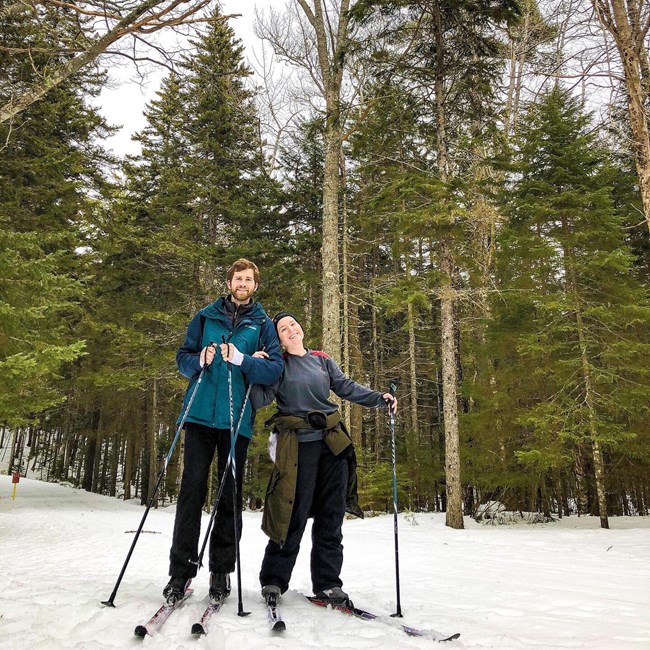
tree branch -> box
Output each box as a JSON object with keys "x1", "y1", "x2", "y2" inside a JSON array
[{"x1": 0, "y1": 0, "x2": 234, "y2": 124}]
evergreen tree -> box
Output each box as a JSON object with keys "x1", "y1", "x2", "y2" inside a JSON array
[
  {"x1": 180, "y1": 13, "x2": 285, "y2": 297},
  {"x1": 270, "y1": 120, "x2": 326, "y2": 335},
  {"x1": 0, "y1": 5, "x2": 113, "y2": 429},
  {"x1": 73, "y1": 10, "x2": 290, "y2": 500},
  {"x1": 348, "y1": 0, "x2": 520, "y2": 519},
  {"x1": 491, "y1": 86, "x2": 650, "y2": 525}
]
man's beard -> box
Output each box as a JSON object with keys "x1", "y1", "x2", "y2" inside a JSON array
[{"x1": 232, "y1": 288, "x2": 253, "y2": 303}]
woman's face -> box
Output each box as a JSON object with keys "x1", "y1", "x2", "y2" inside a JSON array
[{"x1": 276, "y1": 316, "x2": 304, "y2": 350}]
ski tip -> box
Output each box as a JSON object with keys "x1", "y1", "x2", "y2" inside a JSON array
[
  {"x1": 191, "y1": 623, "x2": 206, "y2": 636},
  {"x1": 272, "y1": 620, "x2": 287, "y2": 632},
  {"x1": 440, "y1": 632, "x2": 461, "y2": 642},
  {"x1": 134, "y1": 625, "x2": 148, "y2": 638}
]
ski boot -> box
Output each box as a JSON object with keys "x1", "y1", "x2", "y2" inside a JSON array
[
  {"x1": 262, "y1": 584, "x2": 281, "y2": 607},
  {"x1": 209, "y1": 572, "x2": 231, "y2": 602},
  {"x1": 163, "y1": 576, "x2": 191, "y2": 605},
  {"x1": 314, "y1": 586, "x2": 353, "y2": 608}
]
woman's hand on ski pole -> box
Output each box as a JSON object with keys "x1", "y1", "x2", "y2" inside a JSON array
[{"x1": 383, "y1": 393, "x2": 398, "y2": 414}]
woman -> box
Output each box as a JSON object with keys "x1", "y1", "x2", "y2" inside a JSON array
[{"x1": 252, "y1": 311, "x2": 397, "y2": 607}]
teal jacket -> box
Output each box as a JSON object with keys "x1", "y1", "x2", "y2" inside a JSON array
[{"x1": 176, "y1": 297, "x2": 282, "y2": 438}]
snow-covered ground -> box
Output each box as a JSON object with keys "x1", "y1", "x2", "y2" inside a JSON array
[{"x1": 1, "y1": 475, "x2": 648, "y2": 649}]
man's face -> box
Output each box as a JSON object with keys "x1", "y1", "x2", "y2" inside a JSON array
[{"x1": 227, "y1": 270, "x2": 258, "y2": 304}]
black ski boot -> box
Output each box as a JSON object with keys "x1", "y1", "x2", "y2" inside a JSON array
[
  {"x1": 163, "y1": 577, "x2": 191, "y2": 604},
  {"x1": 314, "y1": 587, "x2": 353, "y2": 607},
  {"x1": 209, "y1": 572, "x2": 231, "y2": 602},
  {"x1": 262, "y1": 584, "x2": 281, "y2": 606}
]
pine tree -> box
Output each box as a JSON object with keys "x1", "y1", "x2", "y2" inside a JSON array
[
  {"x1": 180, "y1": 13, "x2": 284, "y2": 297},
  {"x1": 496, "y1": 86, "x2": 650, "y2": 526},
  {"x1": 74, "y1": 10, "x2": 290, "y2": 500},
  {"x1": 0, "y1": 5, "x2": 113, "y2": 429}
]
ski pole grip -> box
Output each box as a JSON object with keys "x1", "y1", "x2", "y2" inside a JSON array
[
  {"x1": 222, "y1": 336, "x2": 232, "y2": 367},
  {"x1": 390, "y1": 383, "x2": 397, "y2": 398},
  {"x1": 204, "y1": 341, "x2": 215, "y2": 370}
]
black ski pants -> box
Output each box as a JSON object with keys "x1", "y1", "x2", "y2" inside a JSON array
[
  {"x1": 259, "y1": 439, "x2": 349, "y2": 594},
  {"x1": 169, "y1": 422, "x2": 249, "y2": 578}
]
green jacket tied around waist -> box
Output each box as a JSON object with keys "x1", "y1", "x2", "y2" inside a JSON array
[{"x1": 261, "y1": 410, "x2": 364, "y2": 547}]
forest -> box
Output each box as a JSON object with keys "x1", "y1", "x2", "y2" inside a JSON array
[{"x1": 1, "y1": 0, "x2": 649, "y2": 531}]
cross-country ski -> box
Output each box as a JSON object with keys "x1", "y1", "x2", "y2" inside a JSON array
[
  {"x1": 190, "y1": 597, "x2": 224, "y2": 636},
  {"x1": 264, "y1": 588, "x2": 286, "y2": 632},
  {"x1": 308, "y1": 595, "x2": 459, "y2": 642},
  {"x1": 133, "y1": 589, "x2": 192, "y2": 637}
]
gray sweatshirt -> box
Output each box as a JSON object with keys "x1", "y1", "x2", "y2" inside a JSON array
[{"x1": 256, "y1": 350, "x2": 386, "y2": 442}]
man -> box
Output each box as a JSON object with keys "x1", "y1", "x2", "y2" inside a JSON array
[{"x1": 163, "y1": 258, "x2": 283, "y2": 604}]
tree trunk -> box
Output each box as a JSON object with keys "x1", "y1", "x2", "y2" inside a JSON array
[
  {"x1": 92, "y1": 407, "x2": 104, "y2": 493},
  {"x1": 149, "y1": 379, "x2": 159, "y2": 508},
  {"x1": 123, "y1": 433, "x2": 134, "y2": 501},
  {"x1": 371, "y1": 274, "x2": 382, "y2": 461},
  {"x1": 321, "y1": 126, "x2": 342, "y2": 360},
  {"x1": 109, "y1": 437, "x2": 120, "y2": 498},
  {"x1": 296, "y1": 0, "x2": 352, "y2": 362},
  {"x1": 407, "y1": 301, "x2": 419, "y2": 443},
  {"x1": 440, "y1": 241, "x2": 464, "y2": 529},
  {"x1": 574, "y1": 446, "x2": 589, "y2": 515},
  {"x1": 140, "y1": 391, "x2": 152, "y2": 506},
  {"x1": 8, "y1": 427, "x2": 18, "y2": 474},
  {"x1": 433, "y1": 0, "x2": 463, "y2": 529},
  {"x1": 592, "y1": 0, "x2": 650, "y2": 232},
  {"x1": 82, "y1": 435, "x2": 96, "y2": 493},
  {"x1": 562, "y1": 219, "x2": 609, "y2": 529},
  {"x1": 341, "y1": 150, "x2": 350, "y2": 428}
]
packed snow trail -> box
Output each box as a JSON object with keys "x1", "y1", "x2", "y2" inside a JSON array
[{"x1": 1, "y1": 475, "x2": 649, "y2": 649}]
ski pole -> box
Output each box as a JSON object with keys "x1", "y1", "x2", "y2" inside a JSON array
[
  {"x1": 224, "y1": 337, "x2": 250, "y2": 617},
  {"x1": 388, "y1": 382, "x2": 402, "y2": 618},
  {"x1": 195, "y1": 343, "x2": 265, "y2": 570},
  {"x1": 102, "y1": 346, "x2": 214, "y2": 608},
  {"x1": 193, "y1": 383, "x2": 252, "y2": 569}
]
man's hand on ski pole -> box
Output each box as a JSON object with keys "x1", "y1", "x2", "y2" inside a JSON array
[{"x1": 200, "y1": 342, "x2": 217, "y2": 367}]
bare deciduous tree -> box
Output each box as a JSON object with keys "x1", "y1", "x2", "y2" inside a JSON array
[
  {"x1": 0, "y1": 0, "x2": 236, "y2": 124},
  {"x1": 256, "y1": 0, "x2": 355, "y2": 362},
  {"x1": 589, "y1": 0, "x2": 650, "y2": 233}
]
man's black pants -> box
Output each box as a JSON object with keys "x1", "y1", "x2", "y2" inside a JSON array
[
  {"x1": 259, "y1": 439, "x2": 349, "y2": 594},
  {"x1": 169, "y1": 423, "x2": 249, "y2": 578}
]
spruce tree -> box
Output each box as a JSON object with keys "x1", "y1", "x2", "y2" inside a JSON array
[
  {"x1": 180, "y1": 13, "x2": 285, "y2": 298},
  {"x1": 0, "y1": 5, "x2": 113, "y2": 429},
  {"x1": 80, "y1": 10, "x2": 289, "y2": 500},
  {"x1": 496, "y1": 86, "x2": 650, "y2": 526}
]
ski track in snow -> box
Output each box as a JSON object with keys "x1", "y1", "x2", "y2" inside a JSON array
[{"x1": 1, "y1": 476, "x2": 649, "y2": 649}]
